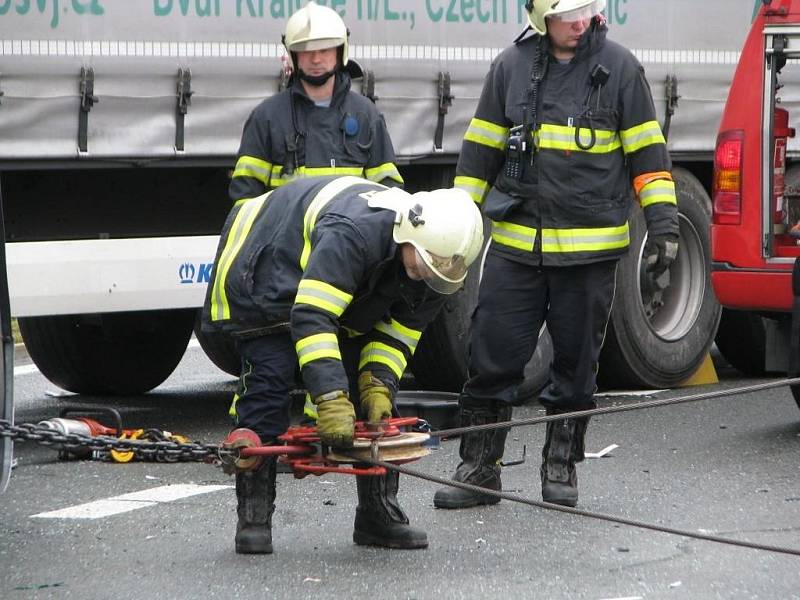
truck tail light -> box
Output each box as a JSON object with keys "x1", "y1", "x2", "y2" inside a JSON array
[{"x1": 713, "y1": 129, "x2": 744, "y2": 225}]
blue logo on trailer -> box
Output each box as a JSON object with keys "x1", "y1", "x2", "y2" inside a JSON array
[{"x1": 179, "y1": 263, "x2": 213, "y2": 284}]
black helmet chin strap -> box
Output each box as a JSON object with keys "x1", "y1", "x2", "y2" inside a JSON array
[{"x1": 298, "y1": 68, "x2": 337, "y2": 87}]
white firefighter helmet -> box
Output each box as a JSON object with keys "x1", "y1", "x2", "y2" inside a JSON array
[
  {"x1": 368, "y1": 187, "x2": 484, "y2": 295},
  {"x1": 282, "y1": 2, "x2": 349, "y2": 69},
  {"x1": 526, "y1": 0, "x2": 606, "y2": 35}
]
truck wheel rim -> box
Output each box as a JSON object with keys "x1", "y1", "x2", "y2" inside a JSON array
[{"x1": 637, "y1": 213, "x2": 706, "y2": 342}]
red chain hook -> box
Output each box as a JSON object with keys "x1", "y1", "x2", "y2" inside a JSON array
[{"x1": 222, "y1": 417, "x2": 423, "y2": 478}]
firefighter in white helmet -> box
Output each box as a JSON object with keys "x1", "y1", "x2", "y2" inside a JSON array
[
  {"x1": 436, "y1": 0, "x2": 679, "y2": 510},
  {"x1": 228, "y1": 2, "x2": 403, "y2": 203},
  {"x1": 202, "y1": 176, "x2": 483, "y2": 554}
]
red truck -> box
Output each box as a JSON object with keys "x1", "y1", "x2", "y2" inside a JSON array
[{"x1": 712, "y1": 0, "x2": 800, "y2": 402}]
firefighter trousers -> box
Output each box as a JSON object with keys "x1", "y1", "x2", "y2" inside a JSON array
[
  {"x1": 463, "y1": 252, "x2": 618, "y2": 411},
  {"x1": 231, "y1": 333, "x2": 297, "y2": 440},
  {"x1": 230, "y1": 332, "x2": 366, "y2": 440}
]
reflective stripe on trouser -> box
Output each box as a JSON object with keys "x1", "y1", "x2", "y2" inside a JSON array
[
  {"x1": 231, "y1": 333, "x2": 297, "y2": 439},
  {"x1": 463, "y1": 252, "x2": 617, "y2": 411}
]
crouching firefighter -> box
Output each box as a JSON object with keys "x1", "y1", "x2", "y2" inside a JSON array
[
  {"x1": 202, "y1": 175, "x2": 484, "y2": 553},
  {"x1": 436, "y1": 0, "x2": 679, "y2": 510}
]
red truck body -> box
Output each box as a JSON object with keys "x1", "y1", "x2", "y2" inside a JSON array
[{"x1": 712, "y1": 0, "x2": 800, "y2": 311}]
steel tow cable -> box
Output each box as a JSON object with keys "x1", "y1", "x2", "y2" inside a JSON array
[
  {"x1": 343, "y1": 376, "x2": 800, "y2": 557},
  {"x1": 349, "y1": 455, "x2": 800, "y2": 558},
  {"x1": 427, "y1": 376, "x2": 800, "y2": 438}
]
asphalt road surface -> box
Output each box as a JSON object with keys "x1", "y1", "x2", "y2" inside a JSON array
[{"x1": 2, "y1": 341, "x2": 799, "y2": 599}]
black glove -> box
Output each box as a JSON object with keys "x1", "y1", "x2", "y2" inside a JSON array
[{"x1": 643, "y1": 233, "x2": 679, "y2": 277}]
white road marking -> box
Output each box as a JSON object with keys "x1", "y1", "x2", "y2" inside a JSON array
[{"x1": 31, "y1": 483, "x2": 231, "y2": 520}]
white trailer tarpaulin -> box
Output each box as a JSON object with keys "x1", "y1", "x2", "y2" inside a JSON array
[{"x1": 0, "y1": 0, "x2": 763, "y2": 160}]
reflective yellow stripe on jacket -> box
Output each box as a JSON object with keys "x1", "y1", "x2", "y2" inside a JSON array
[
  {"x1": 490, "y1": 221, "x2": 630, "y2": 254},
  {"x1": 374, "y1": 318, "x2": 422, "y2": 355},
  {"x1": 295, "y1": 279, "x2": 353, "y2": 318},
  {"x1": 491, "y1": 220, "x2": 537, "y2": 252},
  {"x1": 620, "y1": 120, "x2": 666, "y2": 154},
  {"x1": 210, "y1": 193, "x2": 271, "y2": 322},
  {"x1": 463, "y1": 117, "x2": 509, "y2": 151},
  {"x1": 537, "y1": 124, "x2": 621, "y2": 154},
  {"x1": 232, "y1": 155, "x2": 272, "y2": 186},
  {"x1": 296, "y1": 332, "x2": 342, "y2": 368},
  {"x1": 454, "y1": 175, "x2": 490, "y2": 205},
  {"x1": 270, "y1": 165, "x2": 365, "y2": 188},
  {"x1": 540, "y1": 223, "x2": 630, "y2": 253},
  {"x1": 299, "y1": 176, "x2": 369, "y2": 271},
  {"x1": 364, "y1": 162, "x2": 404, "y2": 185},
  {"x1": 638, "y1": 178, "x2": 677, "y2": 208},
  {"x1": 358, "y1": 342, "x2": 407, "y2": 379}
]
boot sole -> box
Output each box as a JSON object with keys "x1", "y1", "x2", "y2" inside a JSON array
[
  {"x1": 433, "y1": 494, "x2": 501, "y2": 509},
  {"x1": 235, "y1": 541, "x2": 273, "y2": 554},
  {"x1": 542, "y1": 494, "x2": 578, "y2": 507},
  {"x1": 353, "y1": 531, "x2": 428, "y2": 549}
]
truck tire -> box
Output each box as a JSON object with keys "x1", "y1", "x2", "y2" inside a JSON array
[
  {"x1": 714, "y1": 308, "x2": 768, "y2": 376},
  {"x1": 598, "y1": 167, "x2": 722, "y2": 388},
  {"x1": 193, "y1": 314, "x2": 240, "y2": 377},
  {"x1": 410, "y1": 267, "x2": 477, "y2": 392},
  {"x1": 18, "y1": 309, "x2": 195, "y2": 395}
]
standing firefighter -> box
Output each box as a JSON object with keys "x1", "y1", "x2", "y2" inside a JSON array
[
  {"x1": 203, "y1": 176, "x2": 483, "y2": 553},
  {"x1": 435, "y1": 0, "x2": 679, "y2": 509},
  {"x1": 229, "y1": 1, "x2": 403, "y2": 203}
]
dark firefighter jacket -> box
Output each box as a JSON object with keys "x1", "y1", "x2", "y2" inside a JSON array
[
  {"x1": 229, "y1": 72, "x2": 404, "y2": 203},
  {"x1": 454, "y1": 22, "x2": 678, "y2": 266},
  {"x1": 203, "y1": 176, "x2": 445, "y2": 399}
]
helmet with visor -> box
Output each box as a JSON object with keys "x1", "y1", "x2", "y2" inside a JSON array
[
  {"x1": 526, "y1": 0, "x2": 606, "y2": 35},
  {"x1": 367, "y1": 187, "x2": 484, "y2": 295}
]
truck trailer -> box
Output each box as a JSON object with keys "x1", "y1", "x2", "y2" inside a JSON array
[{"x1": 0, "y1": 0, "x2": 754, "y2": 396}]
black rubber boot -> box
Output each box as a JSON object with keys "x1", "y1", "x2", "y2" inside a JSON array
[
  {"x1": 540, "y1": 409, "x2": 590, "y2": 507},
  {"x1": 235, "y1": 455, "x2": 277, "y2": 554},
  {"x1": 433, "y1": 400, "x2": 512, "y2": 509},
  {"x1": 353, "y1": 471, "x2": 428, "y2": 549}
]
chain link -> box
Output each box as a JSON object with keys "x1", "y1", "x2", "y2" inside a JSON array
[{"x1": 0, "y1": 419, "x2": 224, "y2": 463}]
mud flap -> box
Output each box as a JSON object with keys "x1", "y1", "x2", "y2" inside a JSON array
[{"x1": 0, "y1": 178, "x2": 14, "y2": 493}]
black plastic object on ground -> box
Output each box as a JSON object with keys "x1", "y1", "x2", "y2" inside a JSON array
[{"x1": 395, "y1": 390, "x2": 459, "y2": 432}]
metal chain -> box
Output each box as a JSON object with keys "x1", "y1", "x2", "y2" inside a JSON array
[
  {"x1": 3, "y1": 377, "x2": 797, "y2": 461},
  {"x1": 431, "y1": 376, "x2": 800, "y2": 438},
  {"x1": 0, "y1": 419, "x2": 223, "y2": 463}
]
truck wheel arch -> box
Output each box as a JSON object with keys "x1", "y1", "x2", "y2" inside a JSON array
[
  {"x1": 19, "y1": 309, "x2": 195, "y2": 395},
  {"x1": 193, "y1": 315, "x2": 241, "y2": 377}
]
